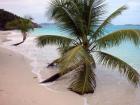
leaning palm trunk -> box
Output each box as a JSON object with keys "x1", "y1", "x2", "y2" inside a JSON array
[
  {"x1": 6, "y1": 18, "x2": 34, "y2": 46},
  {"x1": 13, "y1": 32, "x2": 27, "y2": 46},
  {"x1": 37, "y1": 0, "x2": 140, "y2": 95}
]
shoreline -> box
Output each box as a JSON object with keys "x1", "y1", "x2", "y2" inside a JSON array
[
  {"x1": 0, "y1": 46, "x2": 84, "y2": 105},
  {"x1": 0, "y1": 31, "x2": 140, "y2": 105},
  {"x1": 1, "y1": 31, "x2": 43, "y2": 82},
  {"x1": 0, "y1": 31, "x2": 84, "y2": 105}
]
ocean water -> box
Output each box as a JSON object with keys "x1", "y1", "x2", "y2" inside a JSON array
[
  {"x1": 31, "y1": 24, "x2": 140, "y2": 71},
  {"x1": 32, "y1": 24, "x2": 68, "y2": 36}
]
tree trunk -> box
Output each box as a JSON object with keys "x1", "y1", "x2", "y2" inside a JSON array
[{"x1": 13, "y1": 32, "x2": 27, "y2": 46}]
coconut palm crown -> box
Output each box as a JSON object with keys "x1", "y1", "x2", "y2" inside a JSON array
[
  {"x1": 6, "y1": 17, "x2": 34, "y2": 46},
  {"x1": 37, "y1": 0, "x2": 140, "y2": 95}
]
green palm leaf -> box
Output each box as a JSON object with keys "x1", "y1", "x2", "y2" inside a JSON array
[
  {"x1": 95, "y1": 51, "x2": 140, "y2": 86},
  {"x1": 91, "y1": 6, "x2": 127, "y2": 40},
  {"x1": 50, "y1": 0, "x2": 105, "y2": 38},
  {"x1": 95, "y1": 30, "x2": 140, "y2": 49},
  {"x1": 61, "y1": 60, "x2": 84, "y2": 74},
  {"x1": 36, "y1": 35, "x2": 73, "y2": 47},
  {"x1": 58, "y1": 45, "x2": 77, "y2": 55},
  {"x1": 50, "y1": 0, "x2": 84, "y2": 37},
  {"x1": 59, "y1": 45, "x2": 95, "y2": 74},
  {"x1": 69, "y1": 61, "x2": 96, "y2": 95}
]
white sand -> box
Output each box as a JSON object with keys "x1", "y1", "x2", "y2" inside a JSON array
[{"x1": 0, "y1": 31, "x2": 140, "y2": 105}]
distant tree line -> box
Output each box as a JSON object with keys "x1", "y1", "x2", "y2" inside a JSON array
[{"x1": 0, "y1": 9, "x2": 39, "y2": 30}]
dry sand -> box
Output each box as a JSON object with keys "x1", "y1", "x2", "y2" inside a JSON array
[{"x1": 0, "y1": 31, "x2": 140, "y2": 105}]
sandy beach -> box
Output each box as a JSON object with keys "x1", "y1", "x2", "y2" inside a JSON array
[
  {"x1": 0, "y1": 31, "x2": 140, "y2": 105},
  {"x1": 0, "y1": 31, "x2": 83, "y2": 105}
]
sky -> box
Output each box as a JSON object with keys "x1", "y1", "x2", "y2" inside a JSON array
[{"x1": 0, "y1": 0, "x2": 140, "y2": 25}]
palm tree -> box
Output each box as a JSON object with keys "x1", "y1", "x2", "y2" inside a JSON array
[
  {"x1": 37, "y1": 0, "x2": 140, "y2": 95},
  {"x1": 6, "y1": 17, "x2": 34, "y2": 46}
]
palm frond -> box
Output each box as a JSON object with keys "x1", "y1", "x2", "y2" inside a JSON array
[
  {"x1": 95, "y1": 51, "x2": 140, "y2": 86},
  {"x1": 49, "y1": 0, "x2": 105, "y2": 38},
  {"x1": 59, "y1": 45, "x2": 95, "y2": 74},
  {"x1": 90, "y1": 6, "x2": 127, "y2": 40},
  {"x1": 36, "y1": 35, "x2": 73, "y2": 47},
  {"x1": 69, "y1": 61, "x2": 96, "y2": 95},
  {"x1": 58, "y1": 45, "x2": 76, "y2": 55},
  {"x1": 49, "y1": 0, "x2": 84, "y2": 37},
  {"x1": 62, "y1": 60, "x2": 84, "y2": 74},
  {"x1": 95, "y1": 30, "x2": 140, "y2": 49},
  {"x1": 81, "y1": 0, "x2": 105, "y2": 35}
]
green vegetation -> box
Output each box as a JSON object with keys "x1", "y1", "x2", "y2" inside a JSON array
[
  {"x1": 6, "y1": 18, "x2": 34, "y2": 46},
  {"x1": 0, "y1": 9, "x2": 39, "y2": 30},
  {"x1": 0, "y1": 9, "x2": 19, "y2": 30},
  {"x1": 37, "y1": 0, "x2": 140, "y2": 95}
]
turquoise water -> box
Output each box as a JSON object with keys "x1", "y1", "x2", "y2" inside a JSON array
[
  {"x1": 104, "y1": 25, "x2": 140, "y2": 70},
  {"x1": 31, "y1": 24, "x2": 140, "y2": 70},
  {"x1": 32, "y1": 24, "x2": 68, "y2": 36}
]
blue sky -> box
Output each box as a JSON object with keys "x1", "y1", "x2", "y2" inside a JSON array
[{"x1": 0, "y1": 0, "x2": 140, "y2": 25}]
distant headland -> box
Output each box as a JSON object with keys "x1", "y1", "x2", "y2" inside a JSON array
[{"x1": 0, "y1": 9, "x2": 40, "y2": 30}]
